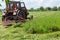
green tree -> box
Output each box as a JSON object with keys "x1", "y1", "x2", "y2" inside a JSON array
[
  {"x1": 2, "y1": 0, "x2": 9, "y2": 4},
  {"x1": 45, "y1": 7, "x2": 51, "y2": 11},
  {"x1": 29, "y1": 8, "x2": 35, "y2": 11},
  {"x1": 52, "y1": 7, "x2": 57, "y2": 11},
  {"x1": 58, "y1": 7, "x2": 60, "y2": 11},
  {"x1": 2, "y1": 0, "x2": 22, "y2": 4},
  {"x1": 40, "y1": 6, "x2": 44, "y2": 11},
  {"x1": 36, "y1": 8, "x2": 40, "y2": 11},
  {"x1": 0, "y1": 4, "x2": 2, "y2": 6}
]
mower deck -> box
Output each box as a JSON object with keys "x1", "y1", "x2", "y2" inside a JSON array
[{"x1": 2, "y1": 20, "x2": 14, "y2": 26}]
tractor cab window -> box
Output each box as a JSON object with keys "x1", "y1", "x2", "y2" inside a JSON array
[
  {"x1": 17, "y1": 3, "x2": 20, "y2": 8},
  {"x1": 21, "y1": 3, "x2": 25, "y2": 7},
  {"x1": 9, "y1": 3, "x2": 13, "y2": 9}
]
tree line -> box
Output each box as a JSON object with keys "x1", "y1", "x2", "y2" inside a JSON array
[{"x1": 29, "y1": 6, "x2": 60, "y2": 11}]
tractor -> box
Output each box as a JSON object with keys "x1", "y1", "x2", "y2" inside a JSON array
[{"x1": 2, "y1": 1, "x2": 33, "y2": 26}]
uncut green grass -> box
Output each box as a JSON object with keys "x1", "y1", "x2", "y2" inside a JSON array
[
  {"x1": 0, "y1": 11, "x2": 60, "y2": 40},
  {"x1": 23, "y1": 11, "x2": 60, "y2": 33}
]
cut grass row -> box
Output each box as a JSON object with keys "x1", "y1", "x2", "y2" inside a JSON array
[{"x1": 0, "y1": 27, "x2": 60, "y2": 40}]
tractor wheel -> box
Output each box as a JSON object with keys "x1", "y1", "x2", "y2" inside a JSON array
[
  {"x1": 5, "y1": 16, "x2": 13, "y2": 21},
  {"x1": 2, "y1": 16, "x2": 5, "y2": 21}
]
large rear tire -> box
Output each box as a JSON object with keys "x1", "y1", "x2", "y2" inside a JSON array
[{"x1": 2, "y1": 16, "x2": 5, "y2": 21}]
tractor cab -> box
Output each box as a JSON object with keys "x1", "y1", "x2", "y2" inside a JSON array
[{"x1": 6, "y1": 1, "x2": 26, "y2": 12}]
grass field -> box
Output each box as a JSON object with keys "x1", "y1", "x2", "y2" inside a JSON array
[{"x1": 0, "y1": 11, "x2": 60, "y2": 40}]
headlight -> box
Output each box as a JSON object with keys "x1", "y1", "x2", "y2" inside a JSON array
[
  {"x1": 2, "y1": 10, "x2": 7, "y2": 16},
  {"x1": 2, "y1": 13, "x2": 5, "y2": 16},
  {"x1": 13, "y1": 12, "x2": 16, "y2": 15},
  {"x1": 2, "y1": 12, "x2": 5, "y2": 16}
]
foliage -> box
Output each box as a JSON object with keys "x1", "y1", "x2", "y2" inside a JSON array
[
  {"x1": 29, "y1": 8, "x2": 36, "y2": 11},
  {"x1": 58, "y1": 7, "x2": 60, "y2": 11},
  {"x1": 0, "y1": 4, "x2": 2, "y2": 6},
  {"x1": 52, "y1": 7, "x2": 57, "y2": 11},
  {"x1": 45, "y1": 7, "x2": 51, "y2": 11},
  {"x1": 2, "y1": 0, "x2": 9, "y2": 4},
  {"x1": 40, "y1": 6, "x2": 45, "y2": 11},
  {"x1": 5, "y1": 0, "x2": 9, "y2": 4},
  {"x1": 29, "y1": 6, "x2": 60, "y2": 11}
]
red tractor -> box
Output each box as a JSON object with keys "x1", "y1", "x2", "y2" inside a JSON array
[{"x1": 2, "y1": 1, "x2": 33, "y2": 26}]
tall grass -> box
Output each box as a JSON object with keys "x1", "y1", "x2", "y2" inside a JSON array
[{"x1": 23, "y1": 11, "x2": 60, "y2": 34}]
